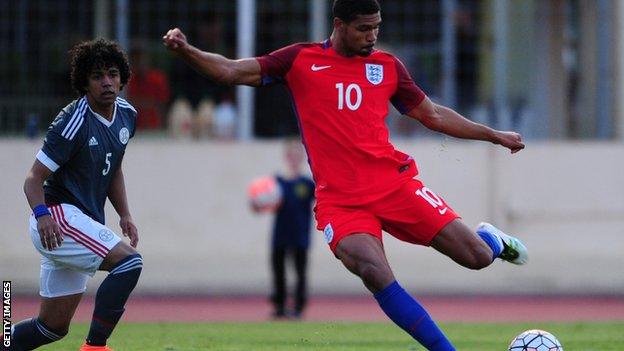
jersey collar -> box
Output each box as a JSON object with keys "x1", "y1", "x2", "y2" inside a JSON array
[
  {"x1": 324, "y1": 38, "x2": 378, "y2": 59},
  {"x1": 87, "y1": 102, "x2": 116, "y2": 127}
]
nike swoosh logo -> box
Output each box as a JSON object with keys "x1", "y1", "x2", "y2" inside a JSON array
[
  {"x1": 438, "y1": 207, "x2": 448, "y2": 215},
  {"x1": 311, "y1": 64, "x2": 331, "y2": 71}
]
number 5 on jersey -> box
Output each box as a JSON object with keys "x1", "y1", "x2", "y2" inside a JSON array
[
  {"x1": 336, "y1": 83, "x2": 362, "y2": 111},
  {"x1": 102, "y1": 152, "x2": 112, "y2": 176}
]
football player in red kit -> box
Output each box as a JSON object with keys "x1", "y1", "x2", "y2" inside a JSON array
[{"x1": 164, "y1": 1, "x2": 527, "y2": 349}]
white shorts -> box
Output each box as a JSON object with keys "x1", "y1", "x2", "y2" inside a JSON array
[{"x1": 29, "y1": 203, "x2": 122, "y2": 297}]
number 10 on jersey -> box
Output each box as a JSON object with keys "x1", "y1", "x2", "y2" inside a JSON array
[{"x1": 336, "y1": 83, "x2": 362, "y2": 111}]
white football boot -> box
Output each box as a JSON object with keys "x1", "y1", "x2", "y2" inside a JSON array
[{"x1": 477, "y1": 222, "x2": 528, "y2": 265}]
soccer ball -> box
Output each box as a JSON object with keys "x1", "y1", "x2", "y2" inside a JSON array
[
  {"x1": 247, "y1": 176, "x2": 282, "y2": 212},
  {"x1": 508, "y1": 329, "x2": 563, "y2": 351}
]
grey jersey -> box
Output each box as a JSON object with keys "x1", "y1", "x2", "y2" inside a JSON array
[{"x1": 37, "y1": 96, "x2": 137, "y2": 224}]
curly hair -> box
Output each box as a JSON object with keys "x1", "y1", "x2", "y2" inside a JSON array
[
  {"x1": 69, "y1": 38, "x2": 131, "y2": 96},
  {"x1": 333, "y1": 0, "x2": 380, "y2": 23}
]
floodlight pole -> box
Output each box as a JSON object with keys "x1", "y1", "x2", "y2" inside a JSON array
[
  {"x1": 115, "y1": 0, "x2": 129, "y2": 98},
  {"x1": 309, "y1": 0, "x2": 327, "y2": 42},
  {"x1": 493, "y1": 0, "x2": 510, "y2": 131},
  {"x1": 115, "y1": 0, "x2": 129, "y2": 51},
  {"x1": 616, "y1": 0, "x2": 624, "y2": 140},
  {"x1": 596, "y1": 0, "x2": 613, "y2": 139},
  {"x1": 237, "y1": 0, "x2": 256, "y2": 141},
  {"x1": 94, "y1": 0, "x2": 109, "y2": 39}
]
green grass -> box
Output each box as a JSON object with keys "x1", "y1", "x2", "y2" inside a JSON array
[{"x1": 39, "y1": 321, "x2": 624, "y2": 350}]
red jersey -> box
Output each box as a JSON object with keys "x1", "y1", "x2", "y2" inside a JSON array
[{"x1": 256, "y1": 40, "x2": 426, "y2": 205}]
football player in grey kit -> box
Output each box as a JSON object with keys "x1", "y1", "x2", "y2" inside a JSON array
[{"x1": 10, "y1": 39, "x2": 142, "y2": 351}]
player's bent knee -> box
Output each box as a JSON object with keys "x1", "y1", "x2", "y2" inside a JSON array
[
  {"x1": 358, "y1": 261, "x2": 393, "y2": 292},
  {"x1": 465, "y1": 246, "x2": 492, "y2": 270},
  {"x1": 111, "y1": 241, "x2": 138, "y2": 257},
  {"x1": 110, "y1": 253, "x2": 143, "y2": 278},
  {"x1": 101, "y1": 242, "x2": 140, "y2": 271}
]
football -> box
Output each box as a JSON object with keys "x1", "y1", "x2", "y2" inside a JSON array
[
  {"x1": 508, "y1": 329, "x2": 564, "y2": 351},
  {"x1": 247, "y1": 176, "x2": 282, "y2": 212}
]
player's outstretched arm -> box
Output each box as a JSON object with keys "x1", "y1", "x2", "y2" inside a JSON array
[
  {"x1": 163, "y1": 27, "x2": 262, "y2": 87},
  {"x1": 108, "y1": 161, "x2": 139, "y2": 247},
  {"x1": 23, "y1": 160, "x2": 63, "y2": 250},
  {"x1": 407, "y1": 97, "x2": 525, "y2": 154}
]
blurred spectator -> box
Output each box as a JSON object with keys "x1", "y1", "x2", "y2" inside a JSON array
[
  {"x1": 168, "y1": 22, "x2": 235, "y2": 140},
  {"x1": 167, "y1": 94, "x2": 237, "y2": 140},
  {"x1": 253, "y1": 140, "x2": 315, "y2": 319},
  {"x1": 212, "y1": 94, "x2": 237, "y2": 140},
  {"x1": 194, "y1": 98, "x2": 215, "y2": 139},
  {"x1": 168, "y1": 97, "x2": 194, "y2": 138},
  {"x1": 127, "y1": 40, "x2": 171, "y2": 130}
]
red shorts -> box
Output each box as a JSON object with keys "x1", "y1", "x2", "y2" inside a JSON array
[{"x1": 315, "y1": 178, "x2": 460, "y2": 253}]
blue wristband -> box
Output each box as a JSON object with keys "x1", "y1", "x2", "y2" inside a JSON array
[{"x1": 33, "y1": 204, "x2": 51, "y2": 219}]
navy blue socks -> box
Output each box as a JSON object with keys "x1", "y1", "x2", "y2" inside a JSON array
[
  {"x1": 374, "y1": 281, "x2": 455, "y2": 351},
  {"x1": 9, "y1": 317, "x2": 65, "y2": 350},
  {"x1": 477, "y1": 230, "x2": 503, "y2": 261},
  {"x1": 86, "y1": 253, "x2": 142, "y2": 346}
]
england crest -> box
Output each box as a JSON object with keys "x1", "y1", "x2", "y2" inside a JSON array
[
  {"x1": 365, "y1": 64, "x2": 383, "y2": 85},
  {"x1": 323, "y1": 224, "x2": 334, "y2": 243}
]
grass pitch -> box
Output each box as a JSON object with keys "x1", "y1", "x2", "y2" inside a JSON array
[{"x1": 38, "y1": 321, "x2": 624, "y2": 350}]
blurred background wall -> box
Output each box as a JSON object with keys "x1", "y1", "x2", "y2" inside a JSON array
[
  {"x1": 1, "y1": 0, "x2": 623, "y2": 295},
  {"x1": 1, "y1": 139, "x2": 623, "y2": 295}
]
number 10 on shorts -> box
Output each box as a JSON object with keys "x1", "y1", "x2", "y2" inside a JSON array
[{"x1": 416, "y1": 187, "x2": 448, "y2": 215}]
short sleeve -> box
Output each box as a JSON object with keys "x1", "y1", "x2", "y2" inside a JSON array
[
  {"x1": 129, "y1": 110, "x2": 137, "y2": 139},
  {"x1": 390, "y1": 57, "x2": 426, "y2": 114},
  {"x1": 38, "y1": 107, "x2": 86, "y2": 172},
  {"x1": 255, "y1": 43, "x2": 306, "y2": 86},
  {"x1": 115, "y1": 97, "x2": 138, "y2": 138}
]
